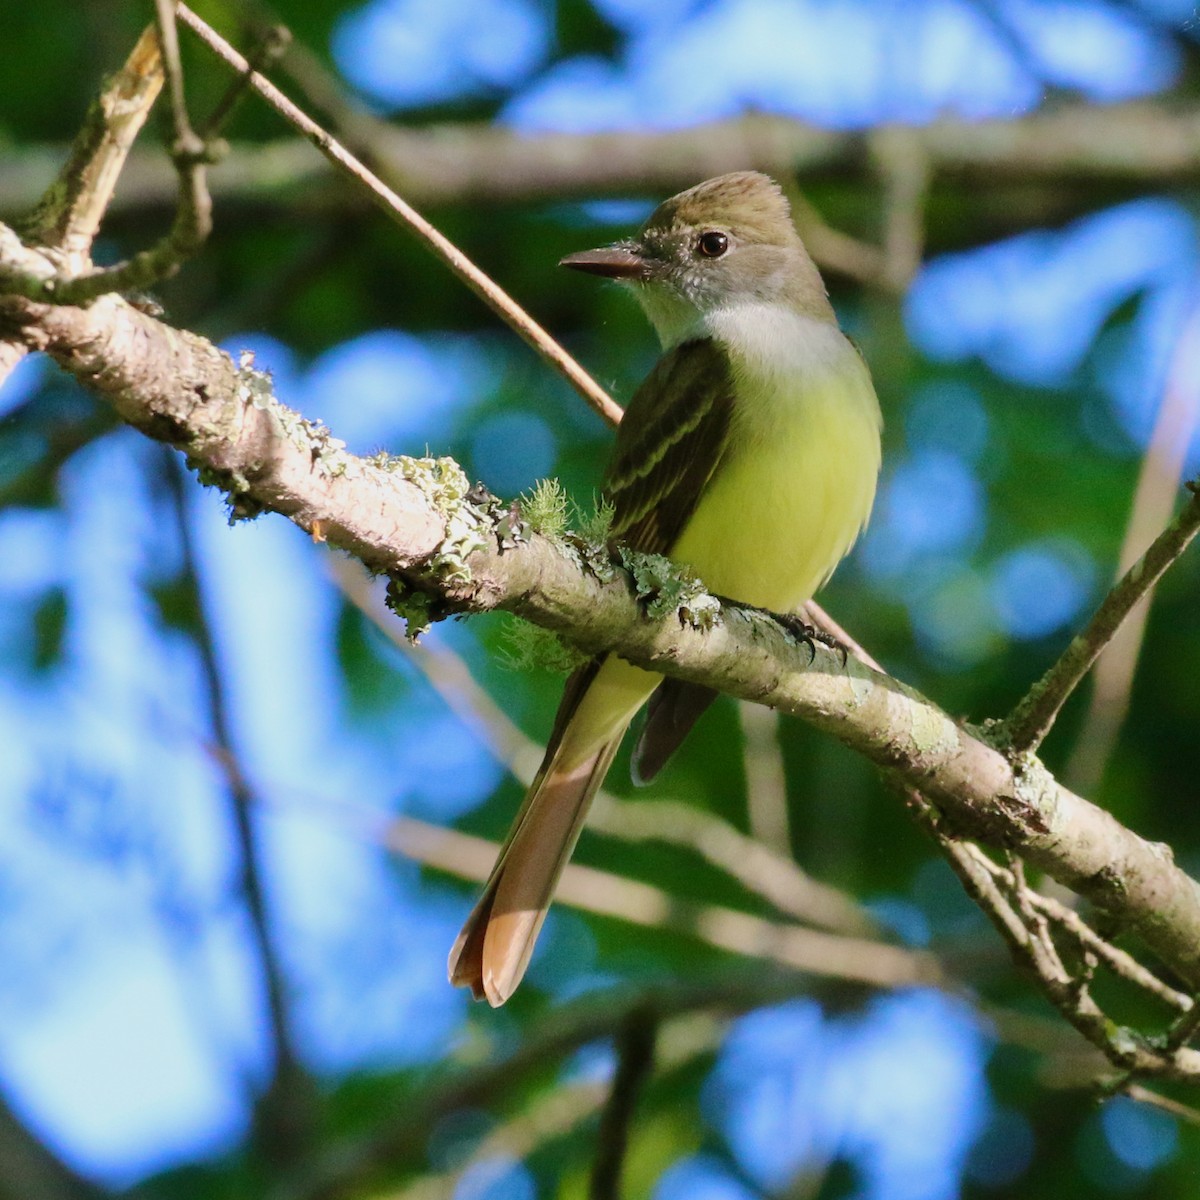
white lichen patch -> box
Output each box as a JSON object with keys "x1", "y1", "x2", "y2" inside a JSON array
[
  {"x1": 235, "y1": 348, "x2": 275, "y2": 410},
  {"x1": 1010, "y1": 753, "x2": 1058, "y2": 828}
]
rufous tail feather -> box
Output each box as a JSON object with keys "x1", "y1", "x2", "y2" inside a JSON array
[{"x1": 448, "y1": 736, "x2": 621, "y2": 1006}]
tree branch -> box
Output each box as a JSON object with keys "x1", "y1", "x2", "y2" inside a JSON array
[
  {"x1": 5, "y1": 254, "x2": 1200, "y2": 1001},
  {"x1": 383, "y1": 815, "x2": 932, "y2": 987},
  {"x1": 10, "y1": 11, "x2": 217, "y2": 308},
  {"x1": 9, "y1": 100, "x2": 1200, "y2": 242},
  {"x1": 1, "y1": 26, "x2": 163, "y2": 388}
]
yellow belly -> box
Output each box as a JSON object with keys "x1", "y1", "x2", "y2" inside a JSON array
[
  {"x1": 671, "y1": 362, "x2": 880, "y2": 611},
  {"x1": 561, "y1": 357, "x2": 881, "y2": 769}
]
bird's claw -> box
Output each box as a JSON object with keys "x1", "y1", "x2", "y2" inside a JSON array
[{"x1": 778, "y1": 613, "x2": 849, "y2": 666}]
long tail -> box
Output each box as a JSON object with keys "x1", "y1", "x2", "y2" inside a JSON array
[
  {"x1": 449, "y1": 656, "x2": 656, "y2": 1006},
  {"x1": 448, "y1": 736, "x2": 620, "y2": 1006}
]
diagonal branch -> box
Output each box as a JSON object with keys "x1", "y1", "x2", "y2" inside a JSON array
[
  {"x1": 5, "y1": 256, "x2": 1200, "y2": 999},
  {"x1": 10, "y1": 11, "x2": 216, "y2": 307},
  {"x1": 1002, "y1": 478, "x2": 1200, "y2": 753},
  {"x1": 1, "y1": 26, "x2": 163, "y2": 389},
  {"x1": 19, "y1": 27, "x2": 164, "y2": 259},
  {"x1": 173, "y1": 2, "x2": 621, "y2": 427},
  {"x1": 384, "y1": 815, "x2": 932, "y2": 986}
]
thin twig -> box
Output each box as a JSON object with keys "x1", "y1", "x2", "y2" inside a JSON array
[
  {"x1": 907, "y1": 790, "x2": 1200, "y2": 1083},
  {"x1": 199, "y1": 22, "x2": 292, "y2": 139},
  {"x1": 163, "y1": 453, "x2": 314, "y2": 1159},
  {"x1": 19, "y1": 7, "x2": 216, "y2": 306},
  {"x1": 1002, "y1": 476, "x2": 1200, "y2": 753},
  {"x1": 174, "y1": 2, "x2": 622, "y2": 427},
  {"x1": 21, "y1": 26, "x2": 164, "y2": 259},
  {"x1": 967, "y1": 847, "x2": 1191, "y2": 1014},
  {"x1": 332, "y1": 558, "x2": 877, "y2": 936},
  {"x1": 1065, "y1": 307, "x2": 1200, "y2": 793},
  {"x1": 590, "y1": 1010, "x2": 659, "y2": 1200},
  {"x1": 2, "y1": 26, "x2": 164, "y2": 388}
]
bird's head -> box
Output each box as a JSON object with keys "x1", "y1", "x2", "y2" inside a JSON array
[{"x1": 560, "y1": 171, "x2": 833, "y2": 346}]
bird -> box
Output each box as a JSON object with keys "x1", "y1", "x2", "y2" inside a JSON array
[{"x1": 449, "y1": 171, "x2": 882, "y2": 1006}]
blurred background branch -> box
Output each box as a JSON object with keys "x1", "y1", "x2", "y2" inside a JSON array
[{"x1": 163, "y1": 453, "x2": 317, "y2": 1163}]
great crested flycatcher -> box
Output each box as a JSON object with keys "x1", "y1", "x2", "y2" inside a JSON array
[{"x1": 449, "y1": 171, "x2": 882, "y2": 1006}]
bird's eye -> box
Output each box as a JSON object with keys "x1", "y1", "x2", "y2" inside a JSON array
[{"x1": 697, "y1": 231, "x2": 729, "y2": 258}]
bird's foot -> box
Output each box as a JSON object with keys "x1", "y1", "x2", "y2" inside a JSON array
[{"x1": 777, "y1": 612, "x2": 849, "y2": 666}]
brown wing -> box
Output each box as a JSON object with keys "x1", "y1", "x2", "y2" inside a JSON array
[
  {"x1": 604, "y1": 338, "x2": 735, "y2": 555},
  {"x1": 602, "y1": 339, "x2": 733, "y2": 782}
]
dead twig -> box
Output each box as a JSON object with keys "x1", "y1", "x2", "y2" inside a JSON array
[
  {"x1": 1, "y1": 26, "x2": 163, "y2": 387},
  {"x1": 12, "y1": 7, "x2": 216, "y2": 306},
  {"x1": 174, "y1": 2, "x2": 622, "y2": 426},
  {"x1": 907, "y1": 790, "x2": 1200, "y2": 1085}
]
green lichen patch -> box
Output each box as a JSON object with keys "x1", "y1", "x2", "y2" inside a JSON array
[
  {"x1": 385, "y1": 578, "x2": 443, "y2": 642},
  {"x1": 576, "y1": 494, "x2": 614, "y2": 546},
  {"x1": 618, "y1": 548, "x2": 719, "y2": 628},
  {"x1": 187, "y1": 457, "x2": 266, "y2": 524}
]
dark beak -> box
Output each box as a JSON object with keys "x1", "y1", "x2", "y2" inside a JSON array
[{"x1": 559, "y1": 244, "x2": 651, "y2": 281}]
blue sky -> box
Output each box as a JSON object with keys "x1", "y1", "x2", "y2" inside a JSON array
[{"x1": 1, "y1": 0, "x2": 1197, "y2": 1191}]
